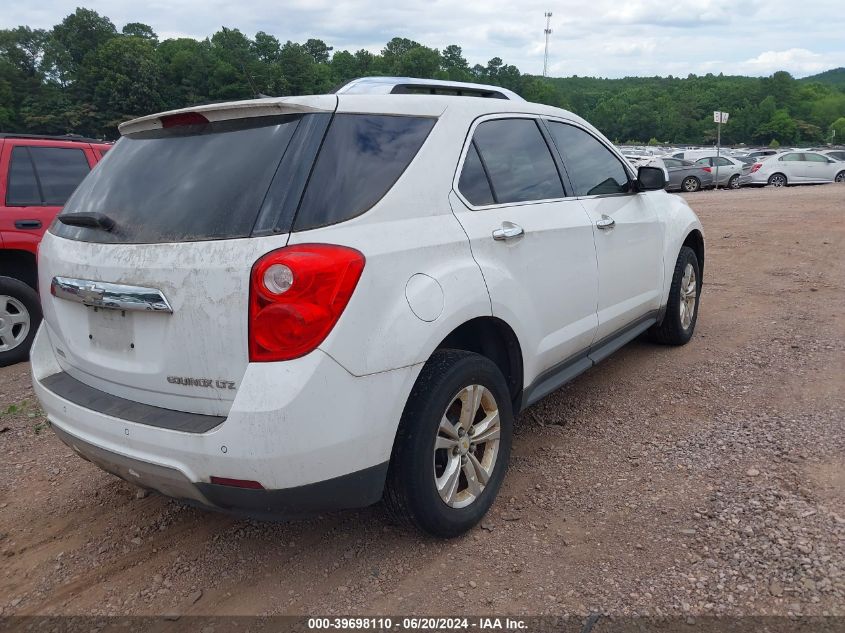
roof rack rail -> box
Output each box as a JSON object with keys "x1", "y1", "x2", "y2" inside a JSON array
[
  {"x1": 335, "y1": 77, "x2": 523, "y2": 101},
  {"x1": 0, "y1": 132, "x2": 108, "y2": 144}
]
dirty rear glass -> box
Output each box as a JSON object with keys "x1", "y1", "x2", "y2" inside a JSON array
[{"x1": 52, "y1": 115, "x2": 302, "y2": 244}]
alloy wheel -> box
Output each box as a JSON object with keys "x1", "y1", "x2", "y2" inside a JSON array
[
  {"x1": 0, "y1": 295, "x2": 30, "y2": 352},
  {"x1": 835, "y1": 171, "x2": 845, "y2": 184},
  {"x1": 434, "y1": 384, "x2": 501, "y2": 508},
  {"x1": 770, "y1": 174, "x2": 786, "y2": 187},
  {"x1": 679, "y1": 264, "x2": 697, "y2": 330},
  {"x1": 683, "y1": 177, "x2": 699, "y2": 192}
]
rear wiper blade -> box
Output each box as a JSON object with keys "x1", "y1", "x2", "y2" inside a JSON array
[{"x1": 58, "y1": 212, "x2": 116, "y2": 232}]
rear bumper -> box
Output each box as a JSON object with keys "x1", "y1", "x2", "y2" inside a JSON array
[
  {"x1": 51, "y1": 423, "x2": 387, "y2": 518},
  {"x1": 31, "y1": 325, "x2": 419, "y2": 517}
]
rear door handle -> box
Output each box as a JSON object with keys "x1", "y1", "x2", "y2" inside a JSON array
[
  {"x1": 596, "y1": 216, "x2": 615, "y2": 230},
  {"x1": 492, "y1": 222, "x2": 525, "y2": 241},
  {"x1": 15, "y1": 219, "x2": 42, "y2": 230}
]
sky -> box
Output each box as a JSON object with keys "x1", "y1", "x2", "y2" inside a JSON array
[{"x1": 3, "y1": 0, "x2": 844, "y2": 79}]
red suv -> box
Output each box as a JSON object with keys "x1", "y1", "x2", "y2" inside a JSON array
[{"x1": 0, "y1": 134, "x2": 111, "y2": 366}]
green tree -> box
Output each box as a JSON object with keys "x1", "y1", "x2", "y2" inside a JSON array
[
  {"x1": 303, "y1": 38, "x2": 332, "y2": 64},
  {"x1": 49, "y1": 8, "x2": 117, "y2": 74},
  {"x1": 122, "y1": 22, "x2": 157, "y2": 42},
  {"x1": 830, "y1": 117, "x2": 845, "y2": 143}
]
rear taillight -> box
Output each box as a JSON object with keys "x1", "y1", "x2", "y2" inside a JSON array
[
  {"x1": 701, "y1": 166, "x2": 712, "y2": 173},
  {"x1": 750, "y1": 163, "x2": 762, "y2": 173},
  {"x1": 249, "y1": 244, "x2": 365, "y2": 362}
]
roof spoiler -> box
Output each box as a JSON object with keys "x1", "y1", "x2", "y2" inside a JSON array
[{"x1": 118, "y1": 95, "x2": 337, "y2": 136}]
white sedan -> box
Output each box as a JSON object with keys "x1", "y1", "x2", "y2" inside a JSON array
[{"x1": 739, "y1": 151, "x2": 845, "y2": 187}]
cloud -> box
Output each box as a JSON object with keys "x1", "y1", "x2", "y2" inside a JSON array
[{"x1": 735, "y1": 48, "x2": 832, "y2": 76}]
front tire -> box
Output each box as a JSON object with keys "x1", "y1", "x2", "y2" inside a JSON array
[
  {"x1": 682, "y1": 176, "x2": 701, "y2": 192},
  {"x1": 384, "y1": 350, "x2": 513, "y2": 538},
  {"x1": 649, "y1": 246, "x2": 701, "y2": 346},
  {"x1": 0, "y1": 277, "x2": 42, "y2": 367},
  {"x1": 768, "y1": 173, "x2": 787, "y2": 187}
]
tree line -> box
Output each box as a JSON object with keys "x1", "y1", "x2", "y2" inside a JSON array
[{"x1": 1, "y1": 8, "x2": 844, "y2": 145}]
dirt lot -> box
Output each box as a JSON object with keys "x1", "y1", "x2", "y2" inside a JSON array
[{"x1": 1, "y1": 185, "x2": 843, "y2": 618}]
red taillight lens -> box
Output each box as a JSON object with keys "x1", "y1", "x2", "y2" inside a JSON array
[
  {"x1": 249, "y1": 244, "x2": 365, "y2": 362},
  {"x1": 701, "y1": 166, "x2": 712, "y2": 173},
  {"x1": 750, "y1": 163, "x2": 762, "y2": 173},
  {"x1": 161, "y1": 112, "x2": 209, "y2": 128},
  {"x1": 210, "y1": 476, "x2": 264, "y2": 489}
]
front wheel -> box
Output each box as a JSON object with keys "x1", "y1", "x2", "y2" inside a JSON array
[
  {"x1": 384, "y1": 350, "x2": 513, "y2": 537},
  {"x1": 682, "y1": 176, "x2": 701, "y2": 192},
  {"x1": 768, "y1": 173, "x2": 787, "y2": 187},
  {"x1": 0, "y1": 277, "x2": 42, "y2": 367},
  {"x1": 649, "y1": 246, "x2": 701, "y2": 346}
]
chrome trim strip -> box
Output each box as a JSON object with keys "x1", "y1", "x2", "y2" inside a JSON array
[{"x1": 51, "y1": 277, "x2": 173, "y2": 313}]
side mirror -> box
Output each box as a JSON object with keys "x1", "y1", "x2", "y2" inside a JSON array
[{"x1": 636, "y1": 165, "x2": 667, "y2": 191}]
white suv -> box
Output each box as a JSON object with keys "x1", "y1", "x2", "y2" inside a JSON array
[{"x1": 32, "y1": 78, "x2": 704, "y2": 537}]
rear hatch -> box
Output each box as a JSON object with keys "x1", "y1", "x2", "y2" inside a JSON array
[{"x1": 38, "y1": 97, "x2": 336, "y2": 416}]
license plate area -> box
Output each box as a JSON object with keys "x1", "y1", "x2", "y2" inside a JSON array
[{"x1": 87, "y1": 306, "x2": 135, "y2": 352}]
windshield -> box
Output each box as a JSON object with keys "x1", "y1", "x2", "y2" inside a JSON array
[{"x1": 52, "y1": 115, "x2": 303, "y2": 244}]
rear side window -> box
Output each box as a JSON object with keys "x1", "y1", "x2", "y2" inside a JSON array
[
  {"x1": 457, "y1": 143, "x2": 495, "y2": 206},
  {"x1": 804, "y1": 153, "x2": 828, "y2": 163},
  {"x1": 780, "y1": 153, "x2": 802, "y2": 161},
  {"x1": 6, "y1": 147, "x2": 41, "y2": 206},
  {"x1": 6, "y1": 146, "x2": 90, "y2": 206},
  {"x1": 54, "y1": 115, "x2": 302, "y2": 243},
  {"x1": 547, "y1": 122, "x2": 631, "y2": 196},
  {"x1": 467, "y1": 118, "x2": 564, "y2": 204},
  {"x1": 294, "y1": 114, "x2": 435, "y2": 231},
  {"x1": 29, "y1": 147, "x2": 91, "y2": 205}
]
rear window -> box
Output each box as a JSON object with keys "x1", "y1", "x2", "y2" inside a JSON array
[
  {"x1": 52, "y1": 113, "x2": 435, "y2": 243},
  {"x1": 53, "y1": 116, "x2": 303, "y2": 243}
]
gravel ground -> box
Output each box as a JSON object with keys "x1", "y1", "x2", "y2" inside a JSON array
[{"x1": 0, "y1": 184, "x2": 843, "y2": 618}]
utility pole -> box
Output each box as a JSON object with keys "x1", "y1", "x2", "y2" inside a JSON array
[{"x1": 543, "y1": 12, "x2": 553, "y2": 77}]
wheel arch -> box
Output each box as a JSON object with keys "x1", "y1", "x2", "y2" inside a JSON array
[
  {"x1": 682, "y1": 229, "x2": 705, "y2": 281},
  {"x1": 434, "y1": 316, "x2": 524, "y2": 409},
  {"x1": 0, "y1": 249, "x2": 38, "y2": 290}
]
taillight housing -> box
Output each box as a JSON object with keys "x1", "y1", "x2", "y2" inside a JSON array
[
  {"x1": 701, "y1": 166, "x2": 712, "y2": 173},
  {"x1": 750, "y1": 163, "x2": 762, "y2": 173},
  {"x1": 249, "y1": 244, "x2": 365, "y2": 362}
]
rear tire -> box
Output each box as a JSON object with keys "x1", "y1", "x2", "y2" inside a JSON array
[
  {"x1": 728, "y1": 174, "x2": 740, "y2": 189},
  {"x1": 384, "y1": 350, "x2": 513, "y2": 538},
  {"x1": 649, "y1": 246, "x2": 700, "y2": 346},
  {"x1": 835, "y1": 170, "x2": 845, "y2": 184},
  {"x1": 768, "y1": 173, "x2": 787, "y2": 187},
  {"x1": 0, "y1": 277, "x2": 42, "y2": 367},
  {"x1": 682, "y1": 176, "x2": 701, "y2": 192}
]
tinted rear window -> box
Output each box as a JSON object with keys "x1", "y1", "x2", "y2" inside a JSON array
[
  {"x1": 53, "y1": 116, "x2": 302, "y2": 243},
  {"x1": 6, "y1": 147, "x2": 41, "y2": 206},
  {"x1": 30, "y1": 147, "x2": 91, "y2": 205},
  {"x1": 6, "y1": 146, "x2": 90, "y2": 206},
  {"x1": 294, "y1": 114, "x2": 435, "y2": 231}
]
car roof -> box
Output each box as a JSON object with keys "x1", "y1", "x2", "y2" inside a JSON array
[
  {"x1": 335, "y1": 77, "x2": 524, "y2": 101},
  {"x1": 0, "y1": 132, "x2": 110, "y2": 145}
]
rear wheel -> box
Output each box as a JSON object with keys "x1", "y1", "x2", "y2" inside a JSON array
[
  {"x1": 728, "y1": 174, "x2": 740, "y2": 189},
  {"x1": 768, "y1": 173, "x2": 787, "y2": 187},
  {"x1": 384, "y1": 350, "x2": 513, "y2": 538},
  {"x1": 682, "y1": 176, "x2": 701, "y2": 192},
  {"x1": 649, "y1": 246, "x2": 700, "y2": 346},
  {"x1": 835, "y1": 170, "x2": 845, "y2": 184},
  {"x1": 0, "y1": 277, "x2": 42, "y2": 367}
]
